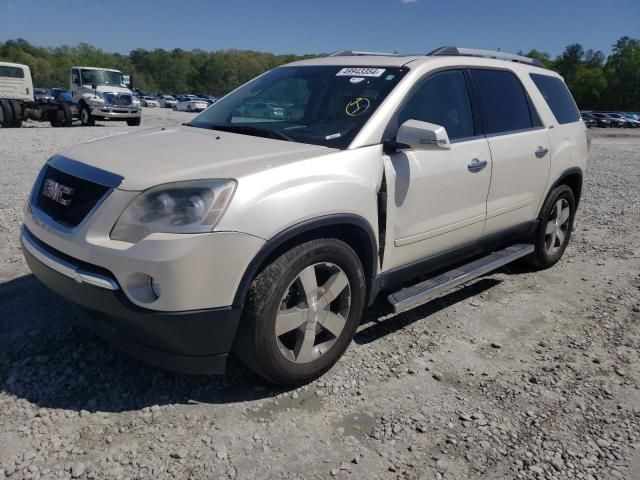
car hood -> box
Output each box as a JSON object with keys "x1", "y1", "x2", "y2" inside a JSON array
[{"x1": 60, "y1": 125, "x2": 336, "y2": 191}]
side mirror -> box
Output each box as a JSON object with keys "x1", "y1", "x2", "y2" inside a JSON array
[{"x1": 395, "y1": 119, "x2": 451, "y2": 150}]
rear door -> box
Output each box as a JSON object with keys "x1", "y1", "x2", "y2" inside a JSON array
[{"x1": 470, "y1": 68, "x2": 551, "y2": 235}]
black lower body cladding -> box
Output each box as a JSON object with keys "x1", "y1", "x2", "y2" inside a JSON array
[{"x1": 22, "y1": 233, "x2": 242, "y2": 375}]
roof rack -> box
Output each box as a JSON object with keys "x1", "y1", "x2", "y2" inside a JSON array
[
  {"x1": 427, "y1": 46, "x2": 545, "y2": 68},
  {"x1": 327, "y1": 50, "x2": 400, "y2": 57}
]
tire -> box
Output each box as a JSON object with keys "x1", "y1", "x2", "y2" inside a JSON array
[
  {"x1": 126, "y1": 117, "x2": 141, "y2": 126},
  {"x1": 60, "y1": 103, "x2": 73, "y2": 127},
  {"x1": 0, "y1": 99, "x2": 15, "y2": 128},
  {"x1": 525, "y1": 185, "x2": 576, "y2": 269},
  {"x1": 79, "y1": 104, "x2": 95, "y2": 126},
  {"x1": 50, "y1": 109, "x2": 64, "y2": 127},
  {"x1": 9, "y1": 100, "x2": 23, "y2": 127},
  {"x1": 234, "y1": 238, "x2": 366, "y2": 386}
]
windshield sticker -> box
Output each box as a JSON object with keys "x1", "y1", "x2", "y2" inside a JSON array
[
  {"x1": 350, "y1": 77, "x2": 366, "y2": 84},
  {"x1": 337, "y1": 67, "x2": 386, "y2": 77},
  {"x1": 326, "y1": 133, "x2": 342, "y2": 140},
  {"x1": 385, "y1": 74, "x2": 396, "y2": 81},
  {"x1": 345, "y1": 97, "x2": 371, "y2": 117}
]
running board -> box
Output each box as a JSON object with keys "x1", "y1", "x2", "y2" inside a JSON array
[{"x1": 387, "y1": 244, "x2": 534, "y2": 313}]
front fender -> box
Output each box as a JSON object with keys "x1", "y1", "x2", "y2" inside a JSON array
[{"x1": 217, "y1": 145, "x2": 384, "y2": 242}]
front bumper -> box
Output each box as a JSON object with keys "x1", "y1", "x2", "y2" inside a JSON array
[
  {"x1": 91, "y1": 106, "x2": 140, "y2": 119},
  {"x1": 21, "y1": 227, "x2": 241, "y2": 374}
]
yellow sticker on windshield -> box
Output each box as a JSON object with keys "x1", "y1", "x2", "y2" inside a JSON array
[{"x1": 345, "y1": 97, "x2": 370, "y2": 117}]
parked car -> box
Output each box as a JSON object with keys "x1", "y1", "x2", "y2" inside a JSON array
[
  {"x1": 157, "y1": 95, "x2": 178, "y2": 108},
  {"x1": 600, "y1": 113, "x2": 632, "y2": 128},
  {"x1": 34, "y1": 88, "x2": 54, "y2": 104},
  {"x1": 20, "y1": 47, "x2": 588, "y2": 386},
  {"x1": 608, "y1": 112, "x2": 640, "y2": 128},
  {"x1": 246, "y1": 101, "x2": 285, "y2": 119},
  {"x1": 51, "y1": 88, "x2": 72, "y2": 104},
  {"x1": 588, "y1": 113, "x2": 616, "y2": 128},
  {"x1": 580, "y1": 113, "x2": 596, "y2": 128},
  {"x1": 174, "y1": 97, "x2": 208, "y2": 112},
  {"x1": 141, "y1": 96, "x2": 160, "y2": 108}
]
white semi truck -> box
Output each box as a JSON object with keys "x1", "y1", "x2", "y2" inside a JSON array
[{"x1": 0, "y1": 62, "x2": 141, "y2": 128}]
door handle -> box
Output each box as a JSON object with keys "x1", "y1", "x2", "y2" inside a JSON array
[
  {"x1": 535, "y1": 146, "x2": 549, "y2": 158},
  {"x1": 467, "y1": 159, "x2": 488, "y2": 172}
]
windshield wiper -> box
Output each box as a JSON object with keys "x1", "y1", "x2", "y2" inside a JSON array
[{"x1": 206, "y1": 124, "x2": 294, "y2": 142}]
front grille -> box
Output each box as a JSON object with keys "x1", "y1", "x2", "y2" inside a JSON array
[
  {"x1": 34, "y1": 165, "x2": 111, "y2": 228},
  {"x1": 104, "y1": 93, "x2": 132, "y2": 106}
]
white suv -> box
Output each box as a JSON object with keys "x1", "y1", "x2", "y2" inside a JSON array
[{"x1": 21, "y1": 47, "x2": 588, "y2": 385}]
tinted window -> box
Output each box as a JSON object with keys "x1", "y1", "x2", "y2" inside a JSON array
[
  {"x1": 530, "y1": 73, "x2": 580, "y2": 124},
  {"x1": 0, "y1": 65, "x2": 25, "y2": 79},
  {"x1": 472, "y1": 69, "x2": 534, "y2": 135},
  {"x1": 397, "y1": 70, "x2": 474, "y2": 141}
]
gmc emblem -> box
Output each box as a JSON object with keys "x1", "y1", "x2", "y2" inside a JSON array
[{"x1": 42, "y1": 178, "x2": 75, "y2": 206}]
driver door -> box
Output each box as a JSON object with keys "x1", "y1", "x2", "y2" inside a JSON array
[{"x1": 384, "y1": 69, "x2": 492, "y2": 270}]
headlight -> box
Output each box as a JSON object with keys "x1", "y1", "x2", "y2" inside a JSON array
[
  {"x1": 89, "y1": 95, "x2": 104, "y2": 107},
  {"x1": 110, "y1": 179, "x2": 237, "y2": 243}
]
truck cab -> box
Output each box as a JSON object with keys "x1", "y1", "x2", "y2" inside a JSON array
[{"x1": 70, "y1": 66, "x2": 141, "y2": 126}]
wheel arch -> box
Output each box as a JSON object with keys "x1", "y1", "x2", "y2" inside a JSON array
[
  {"x1": 545, "y1": 167, "x2": 583, "y2": 211},
  {"x1": 233, "y1": 214, "x2": 378, "y2": 308}
]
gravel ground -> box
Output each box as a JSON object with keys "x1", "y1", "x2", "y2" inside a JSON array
[{"x1": 0, "y1": 110, "x2": 639, "y2": 480}]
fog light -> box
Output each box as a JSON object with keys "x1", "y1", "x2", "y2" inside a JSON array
[{"x1": 150, "y1": 278, "x2": 161, "y2": 299}]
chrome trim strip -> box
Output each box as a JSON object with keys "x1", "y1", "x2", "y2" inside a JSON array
[
  {"x1": 48, "y1": 155, "x2": 124, "y2": 188},
  {"x1": 20, "y1": 227, "x2": 119, "y2": 291}
]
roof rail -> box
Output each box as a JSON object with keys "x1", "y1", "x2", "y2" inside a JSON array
[
  {"x1": 327, "y1": 50, "x2": 400, "y2": 57},
  {"x1": 427, "y1": 46, "x2": 545, "y2": 68}
]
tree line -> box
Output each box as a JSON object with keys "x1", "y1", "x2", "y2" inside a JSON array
[{"x1": 1, "y1": 37, "x2": 639, "y2": 110}]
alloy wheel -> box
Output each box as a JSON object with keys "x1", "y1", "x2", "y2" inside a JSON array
[
  {"x1": 544, "y1": 198, "x2": 571, "y2": 255},
  {"x1": 275, "y1": 262, "x2": 351, "y2": 364}
]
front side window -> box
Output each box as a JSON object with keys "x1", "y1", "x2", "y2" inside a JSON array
[
  {"x1": 396, "y1": 69, "x2": 475, "y2": 141},
  {"x1": 530, "y1": 73, "x2": 580, "y2": 125},
  {"x1": 471, "y1": 69, "x2": 536, "y2": 135},
  {"x1": 189, "y1": 66, "x2": 407, "y2": 149}
]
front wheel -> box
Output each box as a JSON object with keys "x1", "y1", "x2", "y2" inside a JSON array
[
  {"x1": 79, "y1": 104, "x2": 95, "y2": 126},
  {"x1": 127, "y1": 117, "x2": 141, "y2": 126},
  {"x1": 526, "y1": 185, "x2": 576, "y2": 269},
  {"x1": 234, "y1": 238, "x2": 366, "y2": 386}
]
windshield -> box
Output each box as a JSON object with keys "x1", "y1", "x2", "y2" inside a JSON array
[
  {"x1": 188, "y1": 65, "x2": 407, "y2": 149},
  {"x1": 80, "y1": 69, "x2": 124, "y2": 87}
]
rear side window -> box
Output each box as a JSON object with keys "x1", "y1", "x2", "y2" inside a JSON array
[
  {"x1": 0, "y1": 65, "x2": 25, "y2": 79},
  {"x1": 471, "y1": 69, "x2": 536, "y2": 135},
  {"x1": 397, "y1": 69, "x2": 475, "y2": 141},
  {"x1": 530, "y1": 73, "x2": 580, "y2": 124}
]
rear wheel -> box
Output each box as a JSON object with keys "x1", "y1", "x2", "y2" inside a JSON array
[
  {"x1": 526, "y1": 185, "x2": 576, "y2": 269},
  {"x1": 234, "y1": 238, "x2": 366, "y2": 386},
  {"x1": 50, "y1": 109, "x2": 64, "y2": 127},
  {"x1": 9, "y1": 100, "x2": 23, "y2": 127},
  {"x1": 0, "y1": 99, "x2": 15, "y2": 128}
]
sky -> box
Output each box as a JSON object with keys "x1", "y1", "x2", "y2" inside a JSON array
[{"x1": 1, "y1": 0, "x2": 639, "y2": 58}]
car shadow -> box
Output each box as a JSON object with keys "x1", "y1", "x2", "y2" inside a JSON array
[
  {"x1": 1, "y1": 272, "x2": 505, "y2": 413},
  {"x1": 354, "y1": 277, "x2": 502, "y2": 345},
  {"x1": 0, "y1": 274, "x2": 285, "y2": 413}
]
